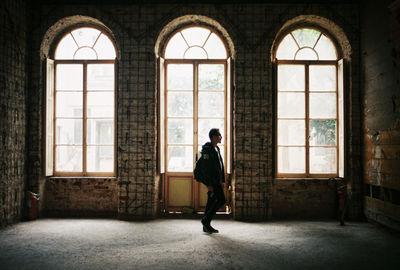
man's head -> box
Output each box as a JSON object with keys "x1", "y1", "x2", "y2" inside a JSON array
[{"x1": 209, "y1": 128, "x2": 222, "y2": 146}]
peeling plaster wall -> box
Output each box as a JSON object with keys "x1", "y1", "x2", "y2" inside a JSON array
[{"x1": 362, "y1": 0, "x2": 400, "y2": 230}]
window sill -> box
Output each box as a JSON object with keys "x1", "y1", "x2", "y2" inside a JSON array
[
  {"x1": 48, "y1": 176, "x2": 117, "y2": 180},
  {"x1": 274, "y1": 177, "x2": 344, "y2": 181}
]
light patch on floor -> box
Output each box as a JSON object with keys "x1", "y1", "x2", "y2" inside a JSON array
[{"x1": 0, "y1": 219, "x2": 399, "y2": 270}]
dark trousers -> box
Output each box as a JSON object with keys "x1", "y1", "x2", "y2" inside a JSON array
[{"x1": 203, "y1": 184, "x2": 226, "y2": 224}]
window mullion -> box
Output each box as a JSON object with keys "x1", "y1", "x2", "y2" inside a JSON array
[
  {"x1": 83, "y1": 63, "x2": 87, "y2": 175},
  {"x1": 305, "y1": 64, "x2": 310, "y2": 177},
  {"x1": 53, "y1": 63, "x2": 57, "y2": 174},
  {"x1": 336, "y1": 62, "x2": 339, "y2": 175},
  {"x1": 194, "y1": 62, "x2": 198, "y2": 163}
]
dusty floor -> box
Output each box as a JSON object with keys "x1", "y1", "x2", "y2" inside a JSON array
[{"x1": 0, "y1": 219, "x2": 399, "y2": 270}]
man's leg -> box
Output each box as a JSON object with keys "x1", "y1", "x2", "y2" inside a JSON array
[
  {"x1": 202, "y1": 184, "x2": 225, "y2": 233},
  {"x1": 202, "y1": 191, "x2": 218, "y2": 232},
  {"x1": 213, "y1": 184, "x2": 226, "y2": 210}
]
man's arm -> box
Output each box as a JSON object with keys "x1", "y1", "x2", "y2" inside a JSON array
[{"x1": 201, "y1": 148, "x2": 214, "y2": 189}]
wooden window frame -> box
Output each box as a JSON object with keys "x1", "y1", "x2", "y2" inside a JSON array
[
  {"x1": 164, "y1": 59, "x2": 228, "y2": 174},
  {"x1": 163, "y1": 25, "x2": 229, "y2": 60},
  {"x1": 53, "y1": 59, "x2": 116, "y2": 177},
  {"x1": 276, "y1": 59, "x2": 339, "y2": 178}
]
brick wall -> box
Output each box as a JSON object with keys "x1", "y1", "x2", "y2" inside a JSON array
[
  {"x1": 45, "y1": 178, "x2": 118, "y2": 217},
  {"x1": 362, "y1": 0, "x2": 400, "y2": 230},
  {"x1": 0, "y1": 0, "x2": 27, "y2": 227},
  {"x1": 25, "y1": 2, "x2": 362, "y2": 221}
]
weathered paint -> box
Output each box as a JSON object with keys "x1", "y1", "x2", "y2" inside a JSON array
[{"x1": 362, "y1": 0, "x2": 400, "y2": 230}]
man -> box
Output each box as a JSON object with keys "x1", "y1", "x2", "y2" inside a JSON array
[{"x1": 200, "y1": 128, "x2": 226, "y2": 233}]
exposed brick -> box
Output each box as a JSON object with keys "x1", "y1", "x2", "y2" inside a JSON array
[
  {"x1": 0, "y1": 1, "x2": 365, "y2": 224},
  {"x1": 0, "y1": 0, "x2": 27, "y2": 227}
]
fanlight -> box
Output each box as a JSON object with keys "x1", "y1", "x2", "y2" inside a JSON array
[
  {"x1": 55, "y1": 27, "x2": 116, "y2": 60},
  {"x1": 164, "y1": 26, "x2": 227, "y2": 59},
  {"x1": 276, "y1": 28, "x2": 337, "y2": 60}
]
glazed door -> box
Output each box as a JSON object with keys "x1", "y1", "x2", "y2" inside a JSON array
[{"x1": 164, "y1": 60, "x2": 226, "y2": 212}]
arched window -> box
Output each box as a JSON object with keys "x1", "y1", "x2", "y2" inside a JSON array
[
  {"x1": 275, "y1": 28, "x2": 344, "y2": 178},
  {"x1": 46, "y1": 27, "x2": 116, "y2": 176},
  {"x1": 160, "y1": 26, "x2": 231, "y2": 211}
]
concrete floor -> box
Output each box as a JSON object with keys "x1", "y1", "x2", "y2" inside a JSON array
[{"x1": 0, "y1": 219, "x2": 399, "y2": 270}]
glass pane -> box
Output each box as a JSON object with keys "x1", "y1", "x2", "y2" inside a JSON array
[
  {"x1": 278, "y1": 147, "x2": 305, "y2": 173},
  {"x1": 93, "y1": 34, "x2": 116, "y2": 59},
  {"x1": 56, "y1": 64, "x2": 83, "y2": 90},
  {"x1": 56, "y1": 146, "x2": 82, "y2": 172},
  {"x1": 167, "y1": 64, "x2": 193, "y2": 90},
  {"x1": 309, "y1": 93, "x2": 336, "y2": 118},
  {"x1": 167, "y1": 92, "x2": 193, "y2": 117},
  {"x1": 181, "y1": 27, "x2": 211, "y2": 47},
  {"x1": 276, "y1": 34, "x2": 298, "y2": 60},
  {"x1": 56, "y1": 92, "x2": 82, "y2": 117},
  {"x1": 291, "y1": 28, "x2": 321, "y2": 48},
  {"x1": 71, "y1": 27, "x2": 101, "y2": 47},
  {"x1": 87, "y1": 119, "x2": 114, "y2": 145},
  {"x1": 314, "y1": 35, "x2": 337, "y2": 60},
  {"x1": 184, "y1": 47, "x2": 207, "y2": 59},
  {"x1": 164, "y1": 33, "x2": 188, "y2": 59},
  {"x1": 167, "y1": 146, "x2": 193, "y2": 172},
  {"x1": 203, "y1": 33, "x2": 227, "y2": 59},
  {"x1": 87, "y1": 146, "x2": 114, "y2": 172},
  {"x1": 198, "y1": 92, "x2": 224, "y2": 117},
  {"x1": 167, "y1": 119, "x2": 193, "y2": 144},
  {"x1": 219, "y1": 147, "x2": 225, "y2": 163},
  {"x1": 87, "y1": 64, "x2": 114, "y2": 90},
  {"x1": 55, "y1": 34, "x2": 78, "y2": 59},
  {"x1": 56, "y1": 119, "x2": 82, "y2": 145},
  {"x1": 277, "y1": 65, "x2": 305, "y2": 91},
  {"x1": 87, "y1": 92, "x2": 114, "y2": 117},
  {"x1": 74, "y1": 47, "x2": 97, "y2": 60},
  {"x1": 310, "y1": 147, "x2": 336, "y2": 173},
  {"x1": 310, "y1": 120, "x2": 336, "y2": 146},
  {"x1": 198, "y1": 119, "x2": 224, "y2": 145},
  {"x1": 199, "y1": 64, "x2": 224, "y2": 90},
  {"x1": 278, "y1": 92, "x2": 305, "y2": 118},
  {"x1": 309, "y1": 65, "x2": 336, "y2": 91},
  {"x1": 278, "y1": 120, "x2": 305, "y2": 146},
  {"x1": 295, "y1": 48, "x2": 318, "y2": 60}
]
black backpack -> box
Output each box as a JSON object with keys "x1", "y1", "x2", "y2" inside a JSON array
[{"x1": 193, "y1": 154, "x2": 205, "y2": 184}]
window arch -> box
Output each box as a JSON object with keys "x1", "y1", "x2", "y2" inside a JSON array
[
  {"x1": 159, "y1": 25, "x2": 231, "y2": 211},
  {"x1": 46, "y1": 26, "x2": 116, "y2": 176},
  {"x1": 275, "y1": 27, "x2": 344, "y2": 178},
  {"x1": 55, "y1": 27, "x2": 116, "y2": 60},
  {"x1": 164, "y1": 26, "x2": 227, "y2": 59},
  {"x1": 276, "y1": 28, "x2": 337, "y2": 60}
]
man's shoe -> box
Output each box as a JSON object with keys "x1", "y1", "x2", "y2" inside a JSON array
[
  {"x1": 201, "y1": 219, "x2": 213, "y2": 234},
  {"x1": 209, "y1": 225, "x2": 219, "y2": 233},
  {"x1": 203, "y1": 226, "x2": 212, "y2": 233}
]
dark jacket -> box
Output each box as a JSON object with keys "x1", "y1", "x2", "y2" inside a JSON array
[{"x1": 200, "y1": 142, "x2": 225, "y2": 187}]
